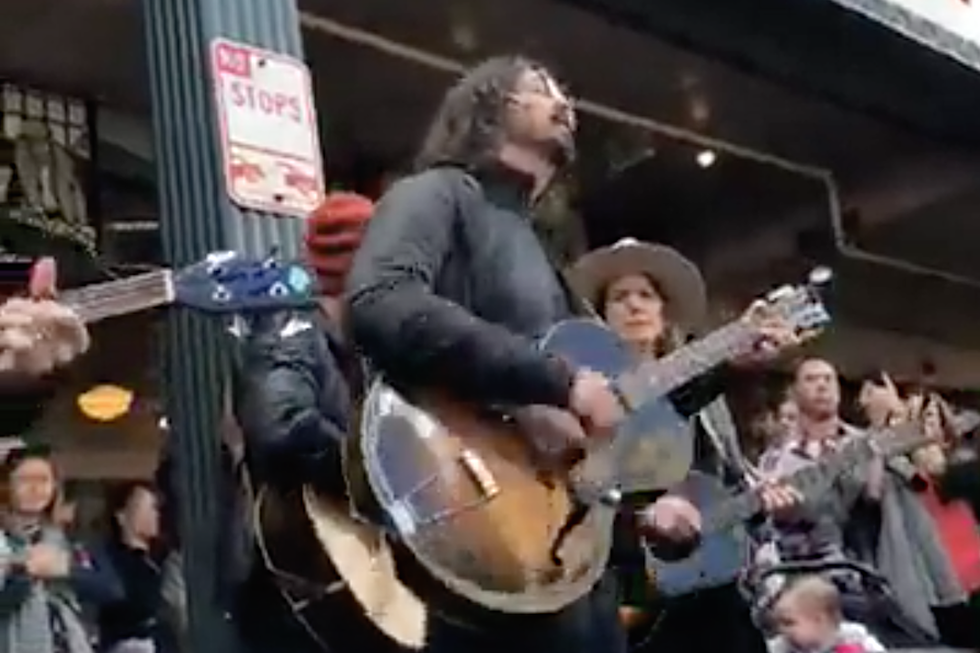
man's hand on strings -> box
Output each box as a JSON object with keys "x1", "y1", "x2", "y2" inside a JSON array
[
  {"x1": 746, "y1": 467, "x2": 803, "y2": 516},
  {"x1": 756, "y1": 479, "x2": 803, "y2": 515},
  {"x1": 0, "y1": 257, "x2": 89, "y2": 376},
  {"x1": 568, "y1": 369, "x2": 625, "y2": 435}
]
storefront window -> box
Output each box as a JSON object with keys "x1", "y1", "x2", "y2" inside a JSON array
[{"x1": 0, "y1": 82, "x2": 97, "y2": 278}]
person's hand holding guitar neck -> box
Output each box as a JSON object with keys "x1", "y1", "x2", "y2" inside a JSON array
[{"x1": 0, "y1": 257, "x2": 89, "y2": 377}]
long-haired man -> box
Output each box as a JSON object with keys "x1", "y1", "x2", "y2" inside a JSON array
[{"x1": 345, "y1": 56, "x2": 795, "y2": 653}]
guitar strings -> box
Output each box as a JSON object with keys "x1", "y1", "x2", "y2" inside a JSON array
[
  {"x1": 63, "y1": 272, "x2": 172, "y2": 322},
  {"x1": 62, "y1": 271, "x2": 169, "y2": 305}
]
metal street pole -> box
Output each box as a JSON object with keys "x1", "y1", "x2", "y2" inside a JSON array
[{"x1": 141, "y1": 0, "x2": 312, "y2": 650}]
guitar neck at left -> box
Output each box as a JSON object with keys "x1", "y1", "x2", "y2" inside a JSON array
[{"x1": 59, "y1": 270, "x2": 176, "y2": 324}]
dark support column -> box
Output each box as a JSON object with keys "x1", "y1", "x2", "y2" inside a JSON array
[{"x1": 141, "y1": 0, "x2": 307, "y2": 651}]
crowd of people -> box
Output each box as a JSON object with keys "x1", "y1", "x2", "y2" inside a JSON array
[{"x1": 0, "y1": 54, "x2": 979, "y2": 653}]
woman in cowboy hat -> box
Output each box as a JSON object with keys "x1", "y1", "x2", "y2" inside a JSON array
[{"x1": 569, "y1": 237, "x2": 804, "y2": 653}]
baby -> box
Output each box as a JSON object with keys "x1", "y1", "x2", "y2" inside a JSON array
[{"x1": 767, "y1": 575, "x2": 885, "y2": 653}]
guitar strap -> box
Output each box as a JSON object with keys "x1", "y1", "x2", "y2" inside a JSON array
[
  {"x1": 251, "y1": 487, "x2": 343, "y2": 653},
  {"x1": 697, "y1": 391, "x2": 756, "y2": 491}
]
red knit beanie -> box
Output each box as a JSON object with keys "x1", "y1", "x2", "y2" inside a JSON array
[{"x1": 305, "y1": 191, "x2": 374, "y2": 296}]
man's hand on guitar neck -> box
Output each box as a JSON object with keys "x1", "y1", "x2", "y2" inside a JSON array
[
  {"x1": 731, "y1": 301, "x2": 805, "y2": 369},
  {"x1": 0, "y1": 257, "x2": 89, "y2": 376}
]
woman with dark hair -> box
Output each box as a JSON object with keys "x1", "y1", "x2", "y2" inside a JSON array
[
  {"x1": 96, "y1": 482, "x2": 168, "y2": 653},
  {"x1": 0, "y1": 446, "x2": 120, "y2": 653},
  {"x1": 346, "y1": 56, "x2": 801, "y2": 653}
]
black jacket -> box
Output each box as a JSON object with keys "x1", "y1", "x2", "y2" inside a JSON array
[
  {"x1": 346, "y1": 165, "x2": 576, "y2": 409},
  {"x1": 230, "y1": 308, "x2": 357, "y2": 653},
  {"x1": 232, "y1": 308, "x2": 352, "y2": 494},
  {"x1": 97, "y1": 539, "x2": 166, "y2": 651}
]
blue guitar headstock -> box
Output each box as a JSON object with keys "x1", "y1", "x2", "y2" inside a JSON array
[
  {"x1": 765, "y1": 267, "x2": 833, "y2": 334},
  {"x1": 172, "y1": 251, "x2": 317, "y2": 314}
]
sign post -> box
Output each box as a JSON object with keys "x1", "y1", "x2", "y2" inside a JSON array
[{"x1": 142, "y1": 1, "x2": 313, "y2": 652}]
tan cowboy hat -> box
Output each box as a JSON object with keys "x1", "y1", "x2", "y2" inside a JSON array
[{"x1": 569, "y1": 238, "x2": 708, "y2": 329}]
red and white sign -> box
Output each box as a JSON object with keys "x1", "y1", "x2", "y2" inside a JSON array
[{"x1": 211, "y1": 38, "x2": 325, "y2": 216}]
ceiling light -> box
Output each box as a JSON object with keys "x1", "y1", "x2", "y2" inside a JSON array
[
  {"x1": 77, "y1": 385, "x2": 134, "y2": 422},
  {"x1": 696, "y1": 150, "x2": 716, "y2": 168}
]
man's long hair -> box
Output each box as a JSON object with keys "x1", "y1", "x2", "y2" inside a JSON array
[{"x1": 415, "y1": 56, "x2": 549, "y2": 171}]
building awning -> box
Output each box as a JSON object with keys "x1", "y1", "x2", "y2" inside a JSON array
[{"x1": 558, "y1": 0, "x2": 980, "y2": 147}]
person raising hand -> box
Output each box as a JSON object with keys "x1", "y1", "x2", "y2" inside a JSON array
[{"x1": 0, "y1": 257, "x2": 89, "y2": 377}]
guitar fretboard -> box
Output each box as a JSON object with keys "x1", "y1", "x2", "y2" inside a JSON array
[
  {"x1": 617, "y1": 320, "x2": 753, "y2": 408},
  {"x1": 59, "y1": 270, "x2": 175, "y2": 323},
  {"x1": 703, "y1": 437, "x2": 875, "y2": 534},
  {"x1": 702, "y1": 411, "x2": 980, "y2": 535}
]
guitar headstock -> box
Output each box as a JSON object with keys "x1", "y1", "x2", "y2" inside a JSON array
[
  {"x1": 875, "y1": 408, "x2": 980, "y2": 458},
  {"x1": 763, "y1": 267, "x2": 833, "y2": 337},
  {"x1": 172, "y1": 251, "x2": 318, "y2": 314}
]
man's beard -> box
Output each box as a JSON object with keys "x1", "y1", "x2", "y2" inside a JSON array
[
  {"x1": 539, "y1": 131, "x2": 576, "y2": 168},
  {"x1": 508, "y1": 129, "x2": 576, "y2": 170}
]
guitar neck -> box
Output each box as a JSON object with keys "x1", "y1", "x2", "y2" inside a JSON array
[
  {"x1": 702, "y1": 413, "x2": 980, "y2": 534},
  {"x1": 617, "y1": 320, "x2": 752, "y2": 406},
  {"x1": 704, "y1": 437, "x2": 876, "y2": 534},
  {"x1": 59, "y1": 270, "x2": 176, "y2": 324}
]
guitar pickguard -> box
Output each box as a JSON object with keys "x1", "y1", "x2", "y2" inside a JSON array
[{"x1": 539, "y1": 319, "x2": 696, "y2": 496}]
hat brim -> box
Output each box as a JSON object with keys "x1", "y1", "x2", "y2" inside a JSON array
[{"x1": 569, "y1": 242, "x2": 708, "y2": 330}]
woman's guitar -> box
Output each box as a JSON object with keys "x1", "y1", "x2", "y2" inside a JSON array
[
  {"x1": 644, "y1": 410, "x2": 980, "y2": 602},
  {"x1": 354, "y1": 270, "x2": 831, "y2": 625}
]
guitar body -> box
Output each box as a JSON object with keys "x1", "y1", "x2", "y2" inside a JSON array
[
  {"x1": 357, "y1": 318, "x2": 695, "y2": 623},
  {"x1": 254, "y1": 485, "x2": 427, "y2": 651},
  {"x1": 647, "y1": 471, "x2": 749, "y2": 598},
  {"x1": 543, "y1": 320, "x2": 695, "y2": 494}
]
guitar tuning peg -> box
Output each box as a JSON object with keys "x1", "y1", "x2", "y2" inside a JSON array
[
  {"x1": 808, "y1": 266, "x2": 833, "y2": 287},
  {"x1": 263, "y1": 246, "x2": 281, "y2": 269}
]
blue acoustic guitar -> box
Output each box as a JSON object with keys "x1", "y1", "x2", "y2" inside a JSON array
[
  {"x1": 51, "y1": 250, "x2": 316, "y2": 323},
  {"x1": 355, "y1": 270, "x2": 832, "y2": 624},
  {"x1": 646, "y1": 410, "x2": 980, "y2": 600}
]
